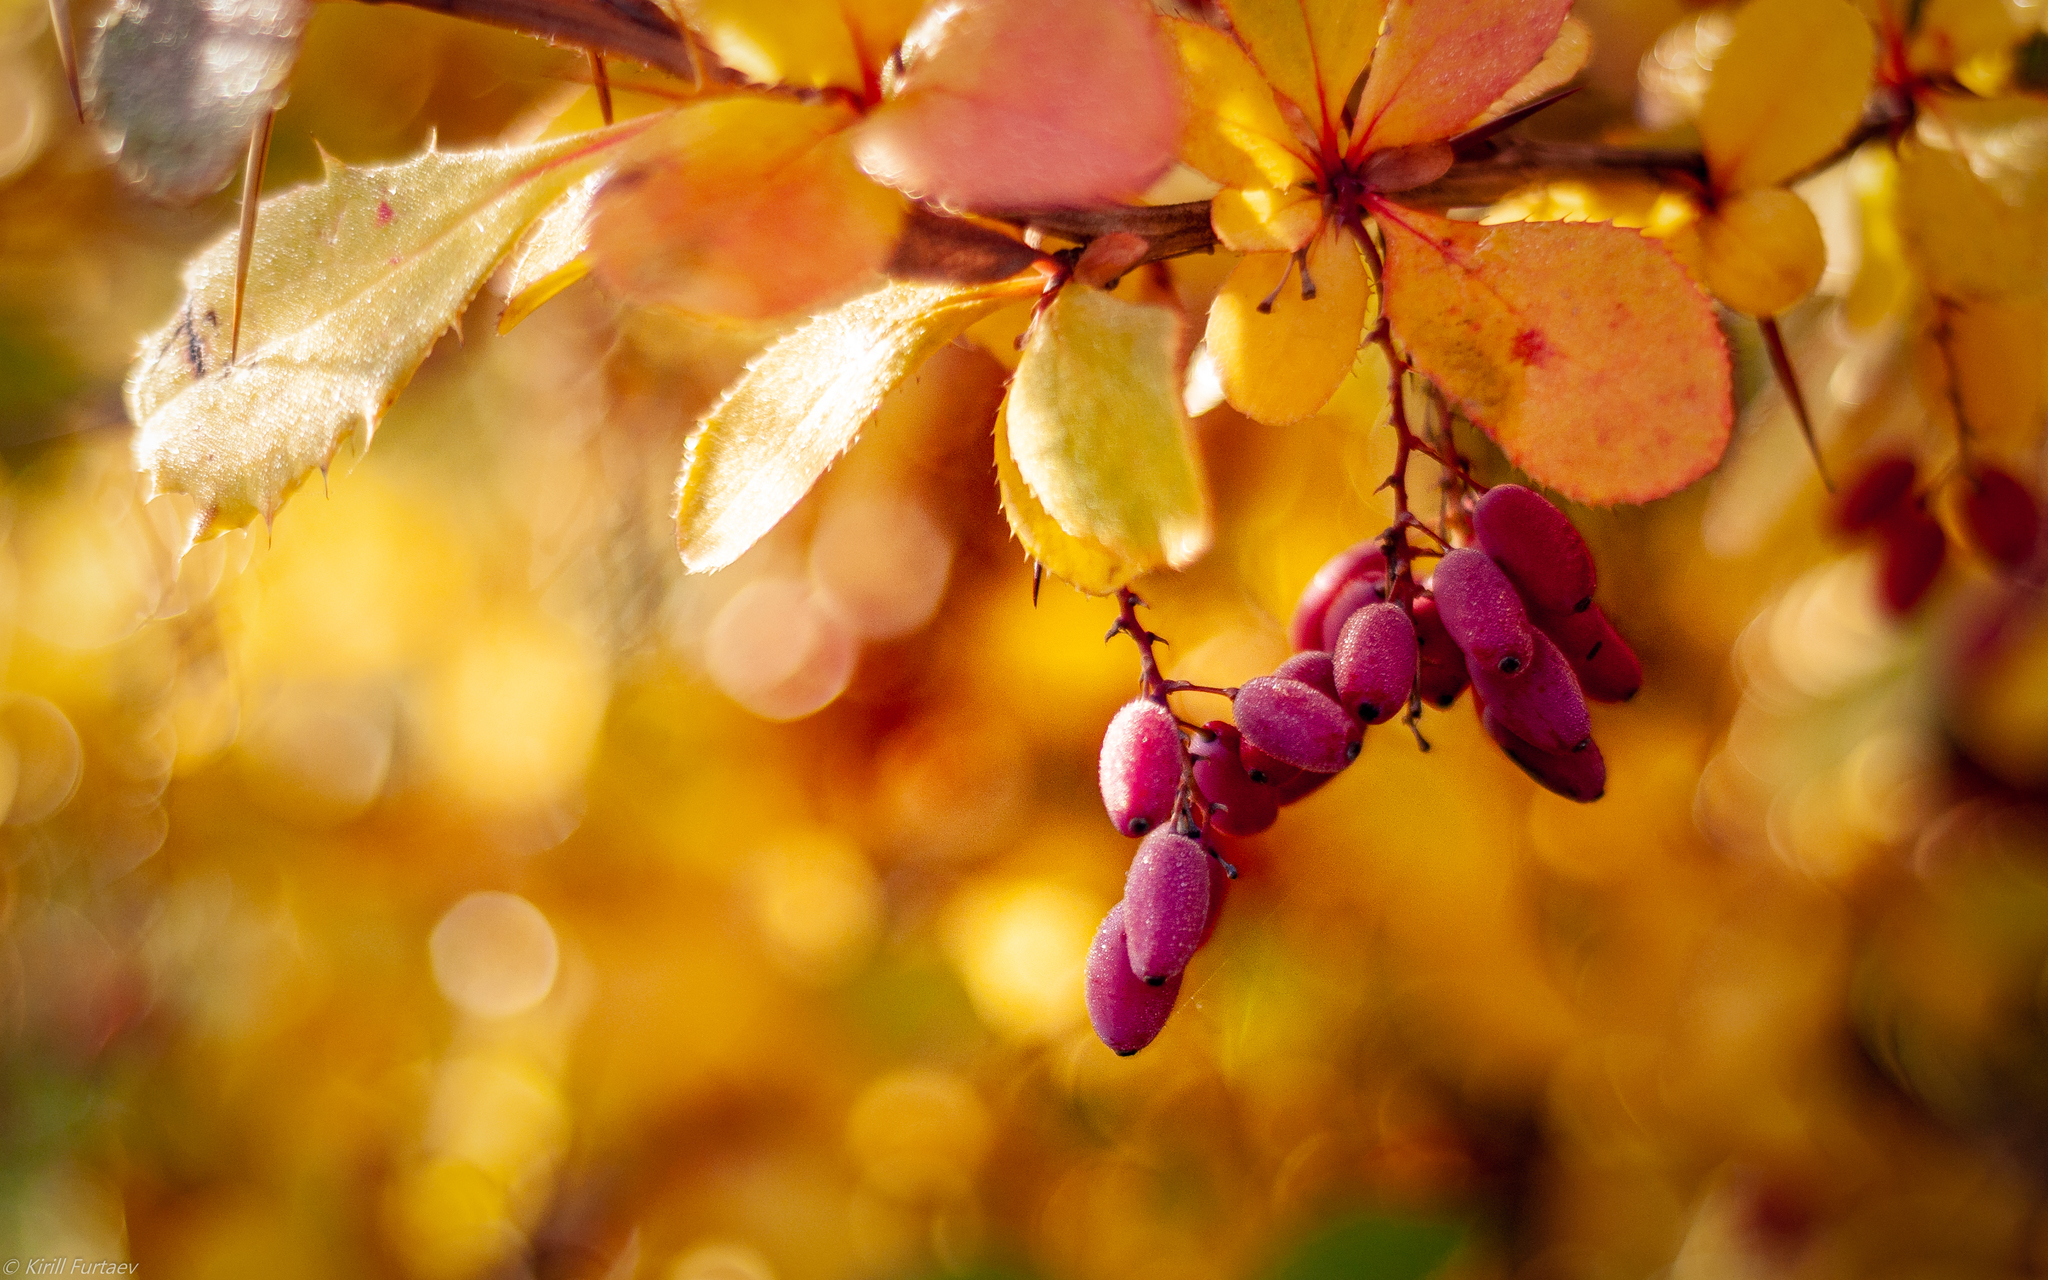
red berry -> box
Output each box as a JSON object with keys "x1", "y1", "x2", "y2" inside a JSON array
[
  {"x1": 1190, "y1": 723, "x2": 1279, "y2": 836},
  {"x1": 1837, "y1": 454, "x2": 1917, "y2": 533},
  {"x1": 1429, "y1": 547, "x2": 1536, "y2": 677},
  {"x1": 1318, "y1": 577, "x2": 1387, "y2": 652},
  {"x1": 1098, "y1": 699, "x2": 1181, "y2": 837},
  {"x1": 1233, "y1": 676, "x2": 1359, "y2": 773},
  {"x1": 1333, "y1": 602, "x2": 1417, "y2": 725},
  {"x1": 1289, "y1": 542, "x2": 1388, "y2": 652},
  {"x1": 1878, "y1": 509, "x2": 1946, "y2": 615},
  {"x1": 1122, "y1": 831, "x2": 1210, "y2": 983},
  {"x1": 1961, "y1": 466, "x2": 2041, "y2": 567},
  {"x1": 1480, "y1": 707, "x2": 1607, "y2": 802},
  {"x1": 1273, "y1": 650, "x2": 1340, "y2": 703},
  {"x1": 1412, "y1": 595, "x2": 1470, "y2": 708},
  {"x1": 1467, "y1": 628, "x2": 1591, "y2": 755},
  {"x1": 1085, "y1": 902, "x2": 1181, "y2": 1055},
  {"x1": 1472, "y1": 484, "x2": 1596, "y2": 614},
  {"x1": 1531, "y1": 603, "x2": 1641, "y2": 703}
]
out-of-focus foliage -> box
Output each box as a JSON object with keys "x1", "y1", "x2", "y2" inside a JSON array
[{"x1": 1, "y1": 2, "x2": 2046, "y2": 1280}]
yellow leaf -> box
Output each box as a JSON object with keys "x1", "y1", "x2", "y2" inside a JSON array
[
  {"x1": 1352, "y1": 0, "x2": 1572, "y2": 154},
  {"x1": 1896, "y1": 135, "x2": 2048, "y2": 300},
  {"x1": 1376, "y1": 204, "x2": 1733, "y2": 504},
  {"x1": 1843, "y1": 147, "x2": 1911, "y2": 329},
  {"x1": 1467, "y1": 17, "x2": 1591, "y2": 133},
  {"x1": 1692, "y1": 187, "x2": 1829, "y2": 317},
  {"x1": 675, "y1": 279, "x2": 1041, "y2": 573},
  {"x1": 589, "y1": 98, "x2": 907, "y2": 320},
  {"x1": 673, "y1": 0, "x2": 903, "y2": 93},
  {"x1": 1168, "y1": 18, "x2": 1314, "y2": 191},
  {"x1": 1205, "y1": 228, "x2": 1369, "y2": 425},
  {"x1": 1919, "y1": 298, "x2": 2048, "y2": 461},
  {"x1": 1697, "y1": 0, "x2": 1875, "y2": 193},
  {"x1": 1216, "y1": 0, "x2": 1383, "y2": 146},
  {"x1": 129, "y1": 127, "x2": 646, "y2": 542},
  {"x1": 498, "y1": 170, "x2": 601, "y2": 334},
  {"x1": 1211, "y1": 186, "x2": 1323, "y2": 253},
  {"x1": 1006, "y1": 285, "x2": 1212, "y2": 572},
  {"x1": 1911, "y1": 0, "x2": 2026, "y2": 72},
  {"x1": 992, "y1": 401, "x2": 1140, "y2": 594}
]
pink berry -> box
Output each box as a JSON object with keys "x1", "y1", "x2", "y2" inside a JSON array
[
  {"x1": 1273, "y1": 650, "x2": 1340, "y2": 703},
  {"x1": 1233, "y1": 676, "x2": 1359, "y2": 773},
  {"x1": 1879, "y1": 510, "x2": 1945, "y2": 615},
  {"x1": 1837, "y1": 454, "x2": 1917, "y2": 533},
  {"x1": 1480, "y1": 707, "x2": 1607, "y2": 803},
  {"x1": 1472, "y1": 484, "x2": 1596, "y2": 614},
  {"x1": 1085, "y1": 902, "x2": 1182, "y2": 1055},
  {"x1": 1318, "y1": 577, "x2": 1388, "y2": 652},
  {"x1": 1532, "y1": 603, "x2": 1641, "y2": 703},
  {"x1": 1289, "y1": 542, "x2": 1388, "y2": 652},
  {"x1": 1412, "y1": 595, "x2": 1469, "y2": 707},
  {"x1": 1467, "y1": 627, "x2": 1591, "y2": 754},
  {"x1": 1190, "y1": 723, "x2": 1279, "y2": 836},
  {"x1": 1962, "y1": 466, "x2": 2040, "y2": 567},
  {"x1": 1098, "y1": 699, "x2": 1181, "y2": 837},
  {"x1": 1123, "y1": 831, "x2": 1210, "y2": 983},
  {"x1": 1333, "y1": 603, "x2": 1417, "y2": 725},
  {"x1": 1429, "y1": 548, "x2": 1536, "y2": 677}
]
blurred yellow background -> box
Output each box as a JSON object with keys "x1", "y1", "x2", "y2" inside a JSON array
[{"x1": 1, "y1": 0, "x2": 2047, "y2": 1276}]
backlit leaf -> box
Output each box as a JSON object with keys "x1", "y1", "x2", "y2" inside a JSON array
[
  {"x1": 498, "y1": 169, "x2": 602, "y2": 334},
  {"x1": 83, "y1": 0, "x2": 309, "y2": 202},
  {"x1": 1697, "y1": 0, "x2": 1874, "y2": 194},
  {"x1": 1919, "y1": 298, "x2": 2048, "y2": 461},
  {"x1": 1217, "y1": 0, "x2": 1384, "y2": 147},
  {"x1": 1206, "y1": 229, "x2": 1369, "y2": 426},
  {"x1": 673, "y1": 0, "x2": 915, "y2": 92},
  {"x1": 1212, "y1": 186, "x2": 1322, "y2": 253},
  {"x1": 675, "y1": 279, "x2": 1042, "y2": 573},
  {"x1": 1169, "y1": 17, "x2": 1314, "y2": 192},
  {"x1": 589, "y1": 98, "x2": 906, "y2": 320},
  {"x1": 852, "y1": 0, "x2": 1180, "y2": 211},
  {"x1": 1467, "y1": 17, "x2": 1591, "y2": 133},
  {"x1": 1007, "y1": 285, "x2": 1211, "y2": 573},
  {"x1": 1686, "y1": 187, "x2": 1829, "y2": 317},
  {"x1": 1375, "y1": 203, "x2": 1733, "y2": 505},
  {"x1": 1351, "y1": 0, "x2": 1571, "y2": 154},
  {"x1": 992, "y1": 401, "x2": 1139, "y2": 594},
  {"x1": 1896, "y1": 135, "x2": 2048, "y2": 300},
  {"x1": 130, "y1": 128, "x2": 642, "y2": 541},
  {"x1": 1911, "y1": 0, "x2": 2027, "y2": 71}
]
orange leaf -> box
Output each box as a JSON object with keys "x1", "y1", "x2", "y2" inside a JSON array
[
  {"x1": 852, "y1": 0, "x2": 1179, "y2": 211},
  {"x1": 1217, "y1": 0, "x2": 1384, "y2": 149},
  {"x1": 1375, "y1": 203, "x2": 1733, "y2": 505},
  {"x1": 1352, "y1": 0, "x2": 1571, "y2": 154}
]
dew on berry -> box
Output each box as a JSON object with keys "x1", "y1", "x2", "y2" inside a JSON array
[
  {"x1": 1123, "y1": 831, "x2": 1210, "y2": 983},
  {"x1": 1429, "y1": 548, "x2": 1536, "y2": 678},
  {"x1": 1289, "y1": 542, "x2": 1388, "y2": 652},
  {"x1": 1085, "y1": 902, "x2": 1182, "y2": 1055},
  {"x1": 1334, "y1": 602, "x2": 1417, "y2": 725},
  {"x1": 1472, "y1": 484, "x2": 1597, "y2": 614},
  {"x1": 1099, "y1": 699, "x2": 1181, "y2": 838},
  {"x1": 1233, "y1": 675, "x2": 1357, "y2": 773}
]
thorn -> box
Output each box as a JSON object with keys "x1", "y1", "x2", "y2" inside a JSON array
[
  {"x1": 229, "y1": 108, "x2": 276, "y2": 367},
  {"x1": 47, "y1": 0, "x2": 81, "y2": 122},
  {"x1": 1032, "y1": 561, "x2": 1043, "y2": 606},
  {"x1": 589, "y1": 50, "x2": 614, "y2": 125},
  {"x1": 1759, "y1": 315, "x2": 1832, "y2": 492},
  {"x1": 320, "y1": 464, "x2": 329, "y2": 498},
  {"x1": 1145, "y1": 632, "x2": 1169, "y2": 646},
  {"x1": 1104, "y1": 620, "x2": 1124, "y2": 643}
]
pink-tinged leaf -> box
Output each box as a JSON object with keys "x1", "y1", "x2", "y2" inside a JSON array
[
  {"x1": 1351, "y1": 0, "x2": 1572, "y2": 153},
  {"x1": 851, "y1": 0, "x2": 1180, "y2": 211},
  {"x1": 1375, "y1": 203, "x2": 1733, "y2": 505}
]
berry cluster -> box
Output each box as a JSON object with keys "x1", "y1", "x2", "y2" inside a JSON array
[
  {"x1": 1083, "y1": 484, "x2": 1642, "y2": 1056},
  {"x1": 1836, "y1": 454, "x2": 2042, "y2": 615}
]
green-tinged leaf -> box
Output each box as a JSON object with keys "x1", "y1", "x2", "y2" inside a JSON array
[
  {"x1": 1375, "y1": 202, "x2": 1733, "y2": 505},
  {"x1": 675, "y1": 278, "x2": 1042, "y2": 573},
  {"x1": 1697, "y1": 0, "x2": 1875, "y2": 193},
  {"x1": 1005, "y1": 284, "x2": 1211, "y2": 582},
  {"x1": 992, "y1": 401, "x2": 1139, "y2": 594},
  {"x1": 1268, "y1": 1212, "x2": 1465, "y2": 1280},
  {"x1": 498, "y1": 168, "x2": 603, "y2": 334},
  {"x1": 130, "y1": 125, "x2": 650, "y2": 541}
]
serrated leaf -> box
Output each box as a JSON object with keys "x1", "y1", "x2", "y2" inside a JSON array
[
  {"x1": 1375, "y1": 202, "x2": 1733, "y2": 505},
  {"x1": 83, "y1": 0, "x2": 309, "y2": 202},
  {"x1": 1468, "y1": 17, "x2": 1591, "y2": 132},
  {"x1": 1206, "y1": 227, "x2": 1370, "y2": 425},
  {"x1": 992, "y1": 400, "x2": 1138, "y2": 594},
  {"x1": 1168, "y1": 17, "x2": 1314, "y2": 192},
  {"x1": 673, "y1": 0, "x2": 921, "y2": 92},
  {"x1": 129, "y1": 127, "x2": 645, "y2": 541},
  {"x1": 1217, "y1": 0, "x2": 1384, "y2": 148},
  {"x1": 851, "y1": 0, "x2": 1180, "y2": 212},
  {"x1": 1006, "y1": 285, "x2": 1211, "y2": 575},
  {"x1": 1351, "y1": 0, "x2": 1571, "y2": 154},
  {"x1": 1697, "y1": 0, "x2": 1875, "y2": 194},
  {"x1": 498, "y1": 168, "x2": 603, "y2": 334},
  {"x1": 675, "y1": 278, "x2": 1042, "y2": 573}
]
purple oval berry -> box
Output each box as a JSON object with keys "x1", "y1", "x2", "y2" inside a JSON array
[
  {"x1": 1190, "y1": 723, "x2": 1279, "y2": 836},
  {"x1": 1481, "y1": 707, "x2": 1606, "y2": 802},
  {"x1": 1412, "y1": 595, "x2": 1469, "y2": 707},
  {"x1": 1233, "y1": 676, "x2": 1358, "y2": 773},
  {"x1": 1533, "y1": 603, "x2": 1641, "y2": 703},
  {"x1": 1085, "y1": 902, "x2": 1182, "y2": 1055},
  {"x1": 1318, "y1": 577, "x2": 1387, "y2": 652},
  {"x1": 1273, "y1": 650, "x2": 1340, "y2": 703},
  {"x1": 1430, "y1": 547, "x2": 1536, "y2": 677},
  {"x1": 1472, "y1": 484, "x2": 1597, "y2": 614},
  {"x1": 1466, "y1": 628, "x2": 1591, "y2": 754},
  {"x1": 1289, "y1": 542, "x2": 1388, "y2": 652},
  {"x1": 1098, "y1": 699, "x2": 1181, "y2": 837},
  {"x1": 1123, "y1": 831, "x2": 1211, "y2": 983},
  {"x1": 1333, "y1": 602, "x2": 1417, "y2": 725}
]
